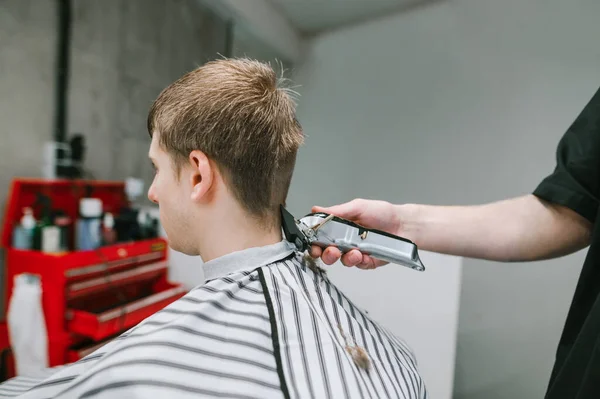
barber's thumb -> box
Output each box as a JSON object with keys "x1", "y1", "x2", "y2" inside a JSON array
[
  {"x1": 312, "y1": 201, "x2": 356, "y2": 217},
  {"x1": 312, "y1": 204, "x2": 339, "y2": 214}
]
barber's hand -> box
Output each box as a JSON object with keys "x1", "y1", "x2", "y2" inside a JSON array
[{"x1": 309, "y1": 199, "x2": 403, "y2": 270}]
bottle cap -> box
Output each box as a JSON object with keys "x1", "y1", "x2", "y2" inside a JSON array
[
  {"x1": 21, "y1": 207, "x2": 36, "y2": 229},
  {"x1": 137, "y1": 209, "x2": 148, "y2": 226},
  {"x1": 103, "y1": 212, "x2": 115, "y2": 229},
  {"x1": 125, "y1": 178, "x2": 144, "y2": 201},
  {"x1": 80, "y1": 198, "x2": 102, "y2": 218}
]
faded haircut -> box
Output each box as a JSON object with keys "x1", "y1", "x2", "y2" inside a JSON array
[{"x1": 147, "y1": 57, "x2": 304, "y2": 224}]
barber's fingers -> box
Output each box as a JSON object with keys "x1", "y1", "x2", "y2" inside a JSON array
[
  {"x1": 309, "y1": 245, "x2": 322, "y2": 258},
  {"x1": 359, "y1": 254, "x2": 378, "y2": 269},
  {"x1": 310, "y1": 245, "x2": 377, "y2": 269},
  {"x1": 321, "y1": 246, "x2": 342, "y2": 265},
  {"x1": 340, "y1": 249, "x2": 363, "y2": 267},
  {"x1": 357, "y1": 254, "x2": 387, "y2": 269},
  {"x1": 310, "y1": 245, "x2": 351, "y2": 266}
]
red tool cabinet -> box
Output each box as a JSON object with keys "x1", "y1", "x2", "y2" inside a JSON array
[{"x1": 0, "y1": 178, "x2": 186, "y2": 381}]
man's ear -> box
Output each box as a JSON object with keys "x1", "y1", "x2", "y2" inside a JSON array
[{"x1": 188, "y1": 150, "x2": 213, "y2": 202}]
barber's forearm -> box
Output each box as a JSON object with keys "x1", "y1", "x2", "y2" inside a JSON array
[{"x1": 398, "y1": 194, "x2": 592, "y2": 262}]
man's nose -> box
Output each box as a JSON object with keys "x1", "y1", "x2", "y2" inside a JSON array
[{"x1": 148, "y1": 185, "x2": 158, "y2": 204}]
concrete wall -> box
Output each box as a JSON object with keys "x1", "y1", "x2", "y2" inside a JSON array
[
  {"x1": 0, "y1": 0, "x2": 227, "y2": 209},
  {"x1": 0, "y1": 0, "x2": 56, "y2": 197},
  {"x1": 0, "y1": 0, "x2": 226, "y2": 313},
  {"x1": 290, "y1": 0, "x2": 600, "y2": 398}
]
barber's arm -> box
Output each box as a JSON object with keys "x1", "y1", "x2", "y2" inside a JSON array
[
  {"x1": 404, "y1": 195, "x2": 593, "y2": 262},
  {"x1": 310, "y1": 195, "x2": 592, "y2": 268},
  {"x1": 312, "y1": 87, "x2": 600, "y2": 269}
]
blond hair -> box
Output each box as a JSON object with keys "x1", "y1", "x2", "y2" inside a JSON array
[{"x1": 147, "y1": 58, "x2": 303, "y2": 222}]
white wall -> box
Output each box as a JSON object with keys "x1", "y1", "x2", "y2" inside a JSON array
[
  {"x1": 289, "y1": 0, "x2": 600, "y2": 398},
  {"x1": 197, "y1": 0, "x2": 304, "y2": 63}
]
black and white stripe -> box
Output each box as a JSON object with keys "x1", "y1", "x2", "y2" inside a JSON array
[
  {"x1": 0, "y1": 242, "x2": 427, "y2": 399},
  {"x1": 260, "y1": 253, "x2": 428, "y2": 399}
]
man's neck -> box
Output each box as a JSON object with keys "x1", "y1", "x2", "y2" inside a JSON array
[{"x1": 198, "y1": 206, "x2": 282, "y2": 263}]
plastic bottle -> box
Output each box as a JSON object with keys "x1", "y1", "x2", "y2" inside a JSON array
[
  {"x1": 12, "y1": 208, "x2": 36, "y2": 250},
  {"x1": 54, "y1": 212, "x2": 72, "y2": 253},
  {"x1": 102, "y1": 212, "x2": 117, "y2": 246},
  {"x1": 41, "y1": 223, "x2": 61, "y2": 254},
  {"x1": 76, "y1": 198, "x2": 103, "y2": 251},
  {"x1": 34, "y1": 195, "x2": 61, "y2": 254},
  {"x1": 115, "y1": 177, "x2": 145, "y2": 242},
  {"x1": 29, "y1": 194, "x2": 55, "y2": 251}
]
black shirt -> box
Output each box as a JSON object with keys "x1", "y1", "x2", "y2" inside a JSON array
[{"x1": 533, "y1": 86, "x2": 600, "y2": 399}]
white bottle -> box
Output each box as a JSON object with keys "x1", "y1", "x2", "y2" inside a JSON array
[
  {"x1": 41, "y1": 225, "x2": 61, "y2": 254},
  {"x1": 7, "y1": 274, "x2": 49, "y2": 375}
]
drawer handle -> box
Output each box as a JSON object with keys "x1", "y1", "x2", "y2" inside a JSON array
[{"x1": 97, "y1": 286, "x2": 187, "y2": 323}]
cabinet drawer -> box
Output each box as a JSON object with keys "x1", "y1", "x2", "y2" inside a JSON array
[
  {"x1": 66, "y1": 284, "x2": 186, "y2": 341},
  {"x1": 66, "y1": 261, "x2": 168, "y2": 300}
]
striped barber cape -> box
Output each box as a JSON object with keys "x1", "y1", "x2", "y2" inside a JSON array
[{"x1": 0, "y1": 240, "x2": 428, "y2": 399}]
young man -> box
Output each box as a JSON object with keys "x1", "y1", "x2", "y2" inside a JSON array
[{"x1": 0, "y1": 58, "x2": 427, "y2": 399}]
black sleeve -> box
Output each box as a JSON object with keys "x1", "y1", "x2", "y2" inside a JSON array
[{"x1": 533, "y1": 86, "x2": 600, "y2": 224}]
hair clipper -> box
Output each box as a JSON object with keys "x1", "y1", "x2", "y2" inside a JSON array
[{"x1": 280, "y1": 205, "x2": 425, "y2": 271}]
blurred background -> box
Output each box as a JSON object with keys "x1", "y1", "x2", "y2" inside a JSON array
[{"x1": 0, "y1": 0, "x2": 599, "y2": 398}]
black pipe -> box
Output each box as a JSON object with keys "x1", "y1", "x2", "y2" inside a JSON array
[
  {"x1": 55, "y1": 0, "x2": 72, "y2": 176},
  {"x1": 55, "y1": 0, "x2": 71, "y2": 143}
]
